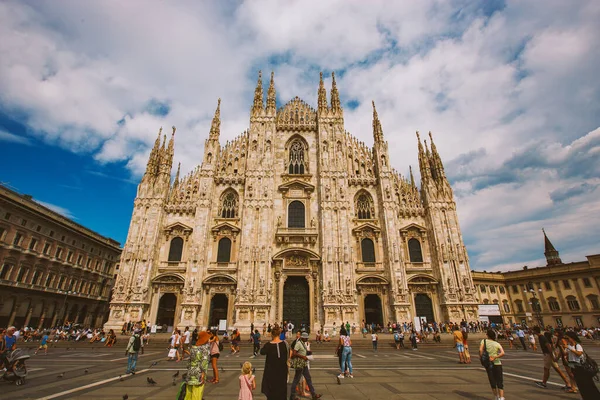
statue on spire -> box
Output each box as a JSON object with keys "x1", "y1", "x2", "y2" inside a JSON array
[
  {"x1": 210, "y1": 98, "x2": 221, "y2": 139},
  {"x1": 330, "y1": 72, "x2": 342, "y2": 113},
  {"x1": 266, "y1": 71, "x2": 276, "y2": 114},
  {"x1": 318, "y1": 72, "x2": 328, "y2": 112},
  {"x1": 251, "y1": 70, "x2": 264, "y2": 115}
]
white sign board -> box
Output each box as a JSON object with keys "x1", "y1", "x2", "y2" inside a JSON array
[
  {"x1": 413, "y1": 317, "x2": 422, "y2": 332},
  {"x1": 218, "y1": 319, "x2": 227, "y2": 332},
  {"x1": 478, "y1": 304, "x2": 501, "y2": 316},
  {"x1": 150, "y1": 325, "x2": 157, "y2": 334},
  {"x1": 479, "y1": 315, "x2": 490, "y2": 323}
]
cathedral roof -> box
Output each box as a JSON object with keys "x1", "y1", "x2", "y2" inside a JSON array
[{"x1": 276, "y1": 97, "x2": 317, "y2": 131}]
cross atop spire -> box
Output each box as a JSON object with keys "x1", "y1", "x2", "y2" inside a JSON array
[
  {"x1": 543, "y1": 228, "x2": 562, "y2": 266},
  {"x1": 251, "y1": 70, "x2": 264, "y2": 115}
]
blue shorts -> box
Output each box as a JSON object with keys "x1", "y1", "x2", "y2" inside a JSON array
[{"x1": 456, "y1": 343, "x2": 465, "y2": 352}]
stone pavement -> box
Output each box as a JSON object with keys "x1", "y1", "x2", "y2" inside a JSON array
[{"x1": 3, "y1": 335, "x2": 599, "y2": 399}]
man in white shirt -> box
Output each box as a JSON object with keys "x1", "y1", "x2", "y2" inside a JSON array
[{"x1": 183, "y1": 326, "x2": 191, "y2": 358}]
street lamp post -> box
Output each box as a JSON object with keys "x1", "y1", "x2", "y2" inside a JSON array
[
  {"x1": 524, "y1": 281, "x2": 543, "y2": 328},
  {"x1": 58, "y1": 290, "x2": 77, "y2": 326}
]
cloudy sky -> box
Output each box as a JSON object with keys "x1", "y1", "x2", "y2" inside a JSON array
[{"x1": 1, "y1": 0, "x2": 599, "y2": 272}]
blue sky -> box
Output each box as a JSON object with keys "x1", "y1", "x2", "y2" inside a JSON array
[{"x1": 1, "y1": 0, "x2": 599, "y2": 271}]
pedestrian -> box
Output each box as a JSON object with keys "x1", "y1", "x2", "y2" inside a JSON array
[
  {"x1": 337, "y1": 327, "x2": 353, "y2": 379},
  {"x1": 463, "y1": 331, "x2": 471, "y2": 364},
  {"x1": 208, "y1": 330, "x2": 220, "y2": 384},
  {"x1": 479, "y1": 329, "x2": 505, "y2": 400},
  {"x1": 556, "y1": 331, "x2": 578, "y2": 393},
  {"x1": 183, "y1": 326, "x2": 191, "y2": 359},
  {"x1": 533, "y1": 327, "x2": 571, "y2": 391},
  {"x1": 251, "y1": 329, "x2": 261, "y2": 357},
  {"x1": 182, "y1": 331, "x2": 210, "y2": 400},
  {"x1": 394, "y1": 331, "x2": 401, "y2": 350},
  {"x1": 238, "y1": 361, "x2": 256, "y2": 400},
  {"x1": 35, "y1": 330, "x2": 49, "y2": 355},
  {"x1": 516, "y1": 327, "x2": 527, "y2": 351},
  {"x1": 260, "y1": 325, "x2": 288, "y2": 400},
  {"x1": 371, "y1": 331, "x2": 378, "y2": 351},
  {"x1": 290, "y1": 332, "x2": 322, "y2": 400},
  {"x1": 125, "y1": 329, "x2": 142, "y2": 374},
  {"x1": 453, "y1": 325, "x2": 466, "y2": 364},
  {"x1": 528, "y1": 331, "x2": 537, "y2": 351},
  {"x1": 564, "y1": 331, "x2": 600, "y2": 399},
  {"x1": 410, "y1": 329, "x2": 418, "y2": 350},
  {"x1": 507, "y1": 330, "x2": 515, "y2": 349}
]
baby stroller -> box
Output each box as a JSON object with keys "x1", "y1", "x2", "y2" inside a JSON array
[{"x1": 1, "y1": 348, "x2": 30, "y2": 385}]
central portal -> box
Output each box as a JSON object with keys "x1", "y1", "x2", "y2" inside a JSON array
[{"x1": 283, "y1": 276, "x2": 310, "y2": 333}]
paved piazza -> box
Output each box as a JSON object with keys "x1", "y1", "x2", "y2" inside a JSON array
[{"x1": 3, "y1": 334, "x2": 599, "y2": 399}]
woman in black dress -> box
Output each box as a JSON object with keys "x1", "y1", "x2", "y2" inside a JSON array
[{"x1": 260, "y1": 324, "x2": 289, "y2": 400}]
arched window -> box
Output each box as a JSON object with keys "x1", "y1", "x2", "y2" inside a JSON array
[
  {"x1": 499, "y1": 286, "x2": 506, "y2": 294},
  {"x1": 216, "y1": 238, "x2": 232, "y2": 263},
  {"x1": 361, "y1": 238, "x2": 376, "y2": 263},
  {"x1": 490, "y1": 285, "x2": 496, "y2": 294},
  {"x1": 503, "y1": 301, "x2": 510, "y2": 313},
  {"x1": 483, "y1": 298, "x2": 489, "y2": 304},
  {"x1": 356, "y1": 193, "x2": 374, "y2": 219},
  {"x1": 220, "y1": 190, "x2": 238, "y2": 218},
  {"x1": 408, "y1": 238, "x2": 423, "y2": 262},
  {"x1": 480, "y1": 284, "x2": 487, "y2": 292},
  {"x1": 548, "y1": 297, "x2": 560, "y2": 311},
  {"x1": 168, "y1": 237, "x2": 184, "y2": 262},
  {"x1": 566, "y1": 296, "x2": 580, "y2": 311},
  {"x1": 288, "y1": 201, "x2": 305, "y2": 228},
  {"x1": 288, "y1": 140, "x2": 306, "y2": 174}
]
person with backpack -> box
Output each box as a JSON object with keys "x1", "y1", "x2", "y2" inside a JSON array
[
  {"x1": 564, "y1": 331, "x2": 600, "y2": 399},
  {"x1": 125, "y1": 329, "x2": 142, "y2": 374},
  {"x1": 394, "y1": 331, "x2": 401, "y2": 350},
  {"x1": 479, "y1": 329, "x2": 505, "y2": 400}
]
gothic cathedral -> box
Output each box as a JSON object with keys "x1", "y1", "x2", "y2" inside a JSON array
[{"x1": 105, "y1": 71, "x2": 478, "y2": 333}]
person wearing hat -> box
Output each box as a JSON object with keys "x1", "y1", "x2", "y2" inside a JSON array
[
  {"x1": 564, "y1": 331, "x2": 599, "y2": 399},
  {"x1": 125, "y1": 329, "x2": 143, "y2": 375},
  {"x1": 182, "y1": 331, "x2": 211, "y2": 400},
  {"x1": 289, "y1": 332, "x2": 322, "y2": 400}
]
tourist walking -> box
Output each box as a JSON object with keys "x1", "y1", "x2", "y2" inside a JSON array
[
  {"x1": 290, "y1": 332, "x2": 322, "y2": 400},
  {"x1": 251, "y1": 329, "x2": 261, "y2": 357},
  {"x1": 556, "y1": 331, "x2": 578, "y2": 393},
  {"x1": 371, "y1": 331, "x2": 378, "y2": 351},
  {"x1": 479, "y1": 329, "x2": 505, "y2": 400},
  {"x1": 182, "y1": 331, "x2": 210, "y2": 400},
  {"x1": 453, "y1": 325, "x2": 466, "y2": 363},
  {"x1": 564, "y1": 331, "x2": 600, "y2": 399},
  {"x1": 125, "y1": 329, "x2": 142, "y2": 374},
  {"x1": 516, "y1": 327, "x2": 527, "y2": 350},
  {"x1": 238, "y1": 361, "x2": 256, "y2": 400},
  {"x1": 410, "y1": 329, "x2": 418, "y2": 350},
  {"x1": 260, "y1": 325, "x2": 289, "y2": 400},
  {"x1": 35, "y1": 331, "x2": 49, "y2": 355},
  {"x1": 463, "y1": 331, "x2": 471, "y2": 364},
  {"x1": 533, "y1": 327, "x2": 571, "y2": 391},
  {"x1": 208, "y1": 330, "x2": 220, "y2": 384},
  {"x1": 337, "y1": 327, "x2": 353, "y2": 379}
]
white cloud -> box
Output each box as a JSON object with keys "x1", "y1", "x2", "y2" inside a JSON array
[
  {"x1": 35, "y1": 200, "x2": 75, "y2": 220},
  {"x1": 0, "y1": 0, "x2": 599, "y2": 270},
  {"x1": 0, "y1": 129, "x2": 32, "y2": 145}
]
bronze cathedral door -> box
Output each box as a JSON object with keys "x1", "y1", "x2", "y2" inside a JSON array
[{"x1": 283, "y1": 276, "x2": 310, "y2": 333}]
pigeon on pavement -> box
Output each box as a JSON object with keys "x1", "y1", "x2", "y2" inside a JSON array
[
  {"x1": 122, "y1": 395, "x2": 128, "y2": 400},
  {"x1": 172, "y1": 370, "x2": 180, "y2": 378},
  {"x1": 84, "y1": 369, "x2": 89, "y2": 374},
  {"x1": 147, "y1": 377, "x2": 157, "y2": 385},
  {"x1": 57, "y1": 373, "x2": 64, "y2": 378}
]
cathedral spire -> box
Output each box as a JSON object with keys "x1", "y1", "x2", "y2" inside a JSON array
[
  {"x1": 251, "y1": 70, "x2": 264, "y2": 115},
  {"x1": 330, "y1": 72, "x2": 342, "y2": 113},
  {"x1": 372, "y1": 100, "x2": 384, "y2": 143},
  {"x1": 409, "y1": 165, "x2": 415, "y2": 187},
  {"x1": 416, "y1": 131, "x2": 430, "y2": 181},
  {"x1": 318, "y1": 72, "x2": 328, "y2": 112},
  {"x1": 173, "y1": 162, "x2": 181, "y2": 188},
  {"x1": 209, "y1": 98, "x2": 221, "y2": 139},
  {"x1": 266, "y1": 71, "x2": 276, "y2": 114},
  {"x1": 543, "y1": 229, "x2": 562, "y2": 266},
  {"x1": 145, "y1": 127, "x2": 163, "y2": 176},
  {"x1": 428, "y1": 131, "x2": 446, "y2": 180}
]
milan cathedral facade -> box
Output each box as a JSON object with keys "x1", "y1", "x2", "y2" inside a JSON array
[{"x1": 105, "y1": 72, "x2": 478, "y2": 333}]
